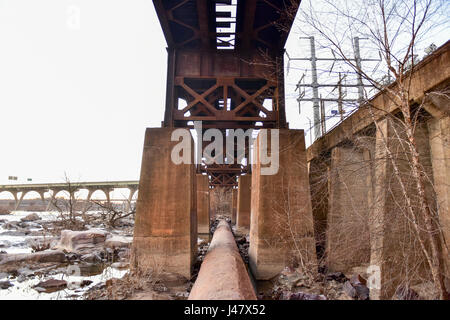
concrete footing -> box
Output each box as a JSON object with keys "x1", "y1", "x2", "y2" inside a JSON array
[
  {"x1": 236, "y1": 174, "x2": 251, "y2": 231},
  {"x1": 131, "y1": 128, "x2": 197, "y2": 279},
  {"x1": 249, "y1": 129, "x2": 317, "y2": 280},
  {"x1": 188, "y1": 220, "x2": 257, "y2": 300},
  {"x1": 196, "y1": 174, "x2": 210, "y2": 238}
]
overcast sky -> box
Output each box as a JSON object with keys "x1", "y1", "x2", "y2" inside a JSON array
[{"x1": 0, "y1": 0, "x2": 448, "y2": 198}]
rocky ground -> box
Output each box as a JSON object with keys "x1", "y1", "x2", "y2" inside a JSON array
[
  {"x1": 0, "y1": 211, "x2": 432, "y2": 300},
  {"x1": 0, "y1": 210, "x2": 132, "y2": 299}
]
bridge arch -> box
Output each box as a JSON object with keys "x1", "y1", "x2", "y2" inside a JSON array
[{"x1": 0, "y1": 190, "x2": 17, "y2": 200}]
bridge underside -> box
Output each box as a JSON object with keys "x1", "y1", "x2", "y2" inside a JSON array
[
  {"x1": 155, "y1": 0, "x2": 299, "y2": 187},
  {"x1": 132, "y1": 0, "x2": 318, "y2": 283}
]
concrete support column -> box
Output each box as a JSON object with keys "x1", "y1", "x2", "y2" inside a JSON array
[
  {"x1": 370, "y1": 118, "x2": 436, "y2": 299},
  {"x1": 249, "y1": 129, "x2": 317, "y2": 280},
  {"x1": 236, "y1": 174, "x2": 251, "y2": 231},
  {"x1": 231, "y1": 188, "x2": 237, "y2": 224},
  {"x1": 14, "y1": 191, "x2": 25, "y2": 211},
  {"x1": 125, "y1": 187, "x2": 137, "y2": 213},
  {"x1": 326, "y1": 146, "x2": 371, "y2": 272},
  {"x1": 196, "y1": 174, "x2": 210, "y2": 237},
  {"x1": 428, "y1": 115, "x2": 450, "y2": 279},
  {"x1": 131, "y1": 128, "x2": 197, "y2": 279},
  {"x1": 46, "y1": 189, "x2": 58, "y2": 211}
]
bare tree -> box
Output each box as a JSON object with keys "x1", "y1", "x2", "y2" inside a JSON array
[
  {"x1": 289, "y1": 0, "x2": 449, "y2": 299},
  {"x1": 91, "y1": 198, "x2": 135, "y2": 229},
  {"x1": 50, "y1": 173, "x2": 93, "y2": 231}
]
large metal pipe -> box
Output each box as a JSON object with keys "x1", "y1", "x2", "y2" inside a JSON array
[{"x1": 188, "y1": 220, "x2": 257, "y2": 300}]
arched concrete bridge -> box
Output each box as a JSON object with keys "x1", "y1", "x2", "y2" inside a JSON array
[{"x1": 0, "y1": 181, "x2": 139, "y2": 211}]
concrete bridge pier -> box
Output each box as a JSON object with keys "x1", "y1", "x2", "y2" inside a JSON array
[
  {"x1": 131, "y1": 128, "x2": 197, "y2": 279},
  {"x1": 426, "y1": 104, "x2": 450, "y2": 280},
  {"x1": 125, "y1": 187, "x2": 138, "y2": 212},
  {"x1": 196, "y1": 174, "x2": 210, "y2": 239},
  {"x1": 45, "y1": 189, "x2": 58, "y2": 211},
  {"x1": 231, "y1": 188, "x2": 237, "y2": 225},
  {"x1": 38, "y1": 190, "x2": 47, "y2": 206},
  {"x1": 249, "y1": 129, "x2": 317, "y2": 280},
  {"x1": 326, "y1": 144, "x2": 371, "y2": 271},
  {"x1": 13, "y1": 191, "x2": 25, "y2": 211},
  {"x1": 236, "y1": 174, "x2": 251, "y2": 231}
]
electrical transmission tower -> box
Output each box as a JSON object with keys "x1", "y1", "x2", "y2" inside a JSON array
[{"x1": 287, "y1": 36, "x2": 381, "y2": 140}]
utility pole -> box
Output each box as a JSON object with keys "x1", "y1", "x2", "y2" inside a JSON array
[
  {"x1": 337, "y1": 72, "x2": 345, "y2": 121},
  {"x1": 309, "y1": 36, "x2": 321, "y2": 140},
  {"x1": 320, "y1": 97, "x2": 326, "y2": 136},
  {"x1": 354, "y1": 37, "x2": 364, "y2": 102},
  {"x1": 288, "y1": 36, "x2": 380, "y2": 141}
]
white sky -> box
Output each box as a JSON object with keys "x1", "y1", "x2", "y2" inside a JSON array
[{"x1": 0, "y1": 0, "x2": 448, "y2": 198}]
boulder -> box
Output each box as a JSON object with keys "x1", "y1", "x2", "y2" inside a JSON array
[
  {"x1": 0, "y1": 250, "x2": 66, "y2": 271},
  {"x1": 21, "y1": 213, "x2": 40, "y2": 222},
  {"x1": 0, "y1": 240, "x2": 11, "y2": 248},
  {"x1": 0, "y1": 280, "x2": 13, "y2": 289},
  {"x1": 67, "y1": 279, "x2": 93, "y2": 290},
  {"x1": 105, "y1": 236, "x2": 132, "y2": 249},
  {"x1": 80, "y1": 253, "x2": 102, "y2": 264},
  {"x1": 350, "y1": 274, "x2": 367, "y2": 286},
  {"x1": 110, "y1": 262, "x2": 129, "y2": 269},
  {"x1": 3, "y1": 222, "x2": 19, "y2": 230},
  {"x1": 343, "y1": 281, "x2": 357, "y2": 299},
  {"x1": 354, "y1": 283, "x2": 370, "y2": 300},
  {"x1": 325, "y1": 272, "x2": 348, "y2": 283},
  {"x1": 34, "y1": 279, "x2": 67, "y2": 292},
  {"x1": 55, "y1": 229, "x2": 108, "y2": 253}
]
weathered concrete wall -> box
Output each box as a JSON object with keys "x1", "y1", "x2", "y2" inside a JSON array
[
  {"x1": 188, "y1": 220, "x2": 257, "y2": 300},
  {"x1": 369, "y1": 118, "x2": 437, "y2": 299},
  {"x1": 236, "y1": 174, "x2": 251, "y2": 231},
  {"x1": 131, "y1": 128, "x2": 197, "y2": 279},
  {"x1": 231, "y1": 188, "x2": 237, "y2": 224},
  {"x1": 249, "y1": 129, "x2": 317, "y2": 280},
  {"x1": 210, "y1": 187, "x2": 232, "y2": 218},
  {"x1": 326, "y1": 145, "x2": 371, "y2": 272},
  {"x1": 428, "y1": 115, "x2": 450, "y2": 279},
  {"x1": 306, "y1": 42, "x2": 450, "y2": 299},
  {"x1": 196, "y1": 174, "x2": 210, "y2": 236}
]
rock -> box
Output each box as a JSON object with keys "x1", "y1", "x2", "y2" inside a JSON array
[
  {"x1": 110, "y1": 262, "x2": 129, "y2": 269},
  {"x1": 17, "y1": 267, "x2": 35, "y2": 277},
  {"x1": 34, "y1": 279, "x2": 67, "y2": 292},
  {"x1": 0, "y1": 230, "x2": 28, "y2": 237},
  {"x1": 0, "y1": 280, "x2": 13, "y2": 289},
  {"x1": 0, "y1": 272, "x2": 7, "y2": 279},
  {"x1": 0, "y1": 240, "x2": 11, "y2": 248},
  {"x1": 3, "y1": 222, "x2": 19, "y2": 230},
  {"x1": 16, "y1": 274, "x2": 28, "y2": 283},
  {"x1": 395, "y1": 285, "x2": 420, "y2": 300},
  {"x1": 18, "y1": 221, "x2": 42, "y2": 229},
  {"x1": 283, "y1": 291, "x2": 327, "y2": 300},
  {"x1": 354, "y1": 284, "x2": 370, "y2": 300},
  {"x1": 118, "y1": 248, "x2": 130, "y2": 261},
  {"x1": 0, "y1": 250, "x2": 66, "y2": 271},
  {"x1": 105, "y1": 236, "x2": 131, "y2": 249},
  {"x1": 325, "y1": 272, "x2": 348, "y2": 283},
  {"x1": 21, "y1": 213, "x2": 40, "y2": 222},
  {"x1": 80, "y1": 253, "x2": 102, "y2": 264},
  {"x1": 65, "y1": 253, "x2": 80, "y2": 262},
  {"x1": 67, "y1": 279, "x2": 93, "y2": 289},
  {"x1": 343, "y1": 281, "x2": 357, "y2": 299},
  {"x1": 350, "y1": 274, "x2": 367, "y2": 286},
  {"x1": 55, "y1": 229, "x2": 108, "y2": 253}
]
